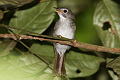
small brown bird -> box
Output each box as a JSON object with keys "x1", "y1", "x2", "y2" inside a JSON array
[{"x1": 53, "y1": 7, "x2": 76, "y2": 76}]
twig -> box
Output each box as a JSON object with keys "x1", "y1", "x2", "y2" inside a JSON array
[
  {"x1": 0, "y1": 24, "x2": 70, "y2": 41},
  {"x1": 0, "y1": 34, "x2": 120, "y2": 53}
]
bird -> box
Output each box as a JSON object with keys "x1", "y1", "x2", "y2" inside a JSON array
[{"x1": 53, "y1": 7, "x2": 76, "y2": 76}]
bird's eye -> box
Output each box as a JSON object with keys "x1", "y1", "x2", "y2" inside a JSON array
[{"x1": 63, "y1": 10, "x2": 67, "y2": 13}]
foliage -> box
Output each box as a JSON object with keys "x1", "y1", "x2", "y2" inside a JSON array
[
  {"x1": 94, "y1": 0, "x2": 120, "y2": 79},
  {"x1": 9, "y1": 0, "x2": 55, "y2": 34},
  {"x1": 0, "y1": 0, "x2": 120, "y2": 80},
  {"x1": 0, "y1": 0, "x2": 34, "y2": 7}
]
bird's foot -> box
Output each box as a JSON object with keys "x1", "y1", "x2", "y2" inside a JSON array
[
  {"x1": 71, "y1": 39, "x2": 78, "y2": 45},
  {"x1": 55, "y1": 35, "x2": 63, "y2": 38}
]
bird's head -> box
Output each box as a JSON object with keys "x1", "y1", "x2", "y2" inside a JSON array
[{"x1": 54, "y1": 7, "x2": 75, "y2": 20}]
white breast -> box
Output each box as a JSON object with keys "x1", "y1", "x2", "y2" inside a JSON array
[{"x1": 55, "y1": 19, "x2": 74, "y2": 39}]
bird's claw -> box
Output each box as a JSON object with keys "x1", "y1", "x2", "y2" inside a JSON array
[
  {"x1": 55, "y1": 35, "x2": 63, "y2": 38},
  {"x1": 71, "y1": 39, "x2": 78, "y2": 45}
]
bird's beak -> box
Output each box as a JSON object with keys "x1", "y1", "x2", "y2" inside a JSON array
[{"x1": 53, "y1": 7, "x2": 63, "y2": 13}]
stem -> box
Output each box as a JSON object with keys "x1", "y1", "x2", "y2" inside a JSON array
[
  {"x1": 0, "y1": 24, "x2": 70, "y2": 41},
  {"x1": 0, "y1": 34, "x2": 120, "y2": 54}
]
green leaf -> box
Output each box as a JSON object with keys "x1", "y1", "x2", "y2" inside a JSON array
[
  {"x1": 66, "y1": 51, "x2": 105, "y2": 77},
  {"x1": 9, "y1": 1, "x2": 57, "y2": 34},
  {"x1": 94, "y1": 0, "x2": 120, "y2": 78},
  {"x1": 36, "y1": 74, "x2": 67, "y2": 80},
  {"x1": 107, "y1": 56, "x2": 120, "y2": 77},
  {"x1": 0, "y1": 40, "x2": 16, "y2": 57},
  {"x1": 0, "y1": 10, "x2": 4, "y2": 20},
  {"x1": 0, "y1": 50, "x2": 67, "y2": 80},
  {"x1": 0, "y1": 0, "x2": 34, "y2": 7},
  {"x1": 108, "y1": 70, "x2": 119, "y2": 80},
  {"x1": 93, "y1": 0, "x2": 120, "y2": 48},
  {"x1": 30, "y1": 42, "x2": 105, "y2": 78}
]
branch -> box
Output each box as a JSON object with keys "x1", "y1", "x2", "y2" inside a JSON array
[{"x1": 0, "y1": 34, "x2": 120, "y2": 53}]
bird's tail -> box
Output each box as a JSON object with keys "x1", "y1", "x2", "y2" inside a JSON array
[{"x1": 53, "y1": 48, "x2": 66, "y2": 76}]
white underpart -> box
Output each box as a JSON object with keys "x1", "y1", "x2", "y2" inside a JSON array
[{"x1": 55, "y1": 14, "x2": 74, "y2": 57}]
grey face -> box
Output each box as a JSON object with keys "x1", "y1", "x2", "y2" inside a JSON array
[{"x1": 55, "y1": 7, "x2": 75, "y2": 20}]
